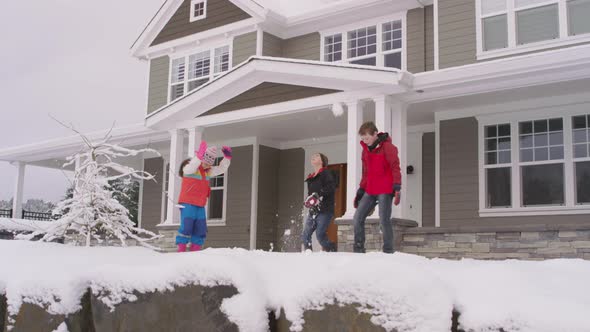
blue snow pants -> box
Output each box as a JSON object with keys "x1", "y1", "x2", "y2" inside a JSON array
[{"x1": 175, "y1": 203, "x2": 207, "y2": 246}]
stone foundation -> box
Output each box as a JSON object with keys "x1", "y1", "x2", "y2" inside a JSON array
[
  {"x1": 156, "y1": 225, "x2": 178, "y2": 252},
  {"x1": 401, "y1": 225, "x2": 590, "y2": 260},
  {"x1": 335, "y1": 218, "x2": 418, "y2": 252}
]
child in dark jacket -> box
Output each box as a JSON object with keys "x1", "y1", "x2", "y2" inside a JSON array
[
  {"x1": 176, "y1": 141, "x2": 231, "y2": 252},
  {"x1": 301, "y1": 153, "x2": 337, "y2": 252}
]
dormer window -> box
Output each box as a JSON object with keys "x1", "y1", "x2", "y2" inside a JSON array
[{"x1": 190, "y1": 0, "x2": 207, "y2": 22}]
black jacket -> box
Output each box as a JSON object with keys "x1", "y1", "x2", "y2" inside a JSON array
[{"x1": 305, "y1": 168, "x2": 337, "y2": 214}]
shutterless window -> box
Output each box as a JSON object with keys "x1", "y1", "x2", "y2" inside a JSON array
[
  {"x1": 190, "y1": 0, "x2": 207, "y2": 22},
  {"x1": 208, "y1": 157, "x2": 225, "y2": 220},
  {"x1": 213, "y1": 46, "x2": 230, "y2": 75},
  {"x1": 324, "y1": 34, "x2": 343, "y2": 62},
  {"x1": 572, "y1": 114, "x2": 590, "y2": 204},
  {"x1": 519, "y1": 118, "x2": 565, "y2": 206},
  {"x1": 484, "y1": 124, "x2": 512, "y2": 208},
  {"x1": 515, "y1": 1, "x2": 559, "y2": 45},
  {"x1": 170, "y1": 58, "x2": 186, "y2": 102},
  {"x1": 568, "y1": 0, "x2": 590, "y2": 36},
  {"x1": 382, "y1": 20, "x2": 402, "y2": 69},
  {"x1": 188, "y1": 50, "x2": 211, "y2": 91},
  {"x1": 481, "y1": 0, "x2": 508, "y2": 51},
  {"x1": 347, "y1": 26, "x2": 377, "y2": 61}
]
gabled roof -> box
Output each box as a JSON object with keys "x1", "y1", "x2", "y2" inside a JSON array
[
  {"x1": 145, "y1": 56, "x2": 413, "y2": 129},
  {"x1": 131, "y1": 0, "x2": 430, "y2": 58}
]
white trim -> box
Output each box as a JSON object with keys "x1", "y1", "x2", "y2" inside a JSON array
[
  {"x1": 280, "y1": 134, "x2": 346, "y2": 150},
  {"x1": 12, "y1": 162, "x2": 25, "y2": 218},
  {"x1": 249, "y1": 138, "x2": 260, "y2": 250},
  {"x1": 189, "y1": 0, "x2": 207, "y2": 23},
  {"x1": 137, "y1": 162, "x2": 145, "y2": 228},
  {"x1": 164, "y1": 129, "x2": 184, "y2": 225},
  {"x1": 339, "y1": 99, "x2": 364, "y2": 220},
  {"x1": 408, "y1": 123, "x2": 435, "y2": 133},
  {"x1": 433, "y1": 0, "x2": 439, "y2": 70},
  {"x1": 477, "y1": 106, "x2": 590, "y2": 217},
  {"x1": 256, "y1": 27, "x2": 263, "y2": 56},
  {"x1": 160, "y1": 158, "x2": 169, "y2": 225},
  {"x1": 434, "y1": 116, "x2": 440, "y2": 227},
  {"x1": 205, "y1": 156, "x2": 228, "y2": 227},
  {"x1": 475, "y1": 0, "x2": 590, "y2": 61}
]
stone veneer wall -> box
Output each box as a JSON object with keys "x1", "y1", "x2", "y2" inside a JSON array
[
  {"x1": 336, "y1": 219, "x2": 418, "y2": 253},
  {"x1": 400, "y1": 225, "x2": 590, "y2": 260}
]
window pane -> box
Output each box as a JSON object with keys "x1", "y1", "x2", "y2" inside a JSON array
[
  {"x1": 549, "y1": 132, "x2": 563, "y2": 146},
  {"x1": 486, "y1": 138, "x2": 498, "y2": 151},
  {"x1": 348, "y1": 26, "x2": 377, "y2": 59},
  {"x1": 534, "y1": 147, "x2": 549, "y2": 161},
  {"x1": 214, "y1": 46, "x2": 230, "y2": 74},
  {"x1": 549, "y1": 118, "x2": 563, "y2": 132},
  {"x1": 171, "y1": 58, "x2": 186, "y2": 83},
  {"x1": 482, "y1": 0, "x2": 507, "y2": 15},
  {"x1": 208, "y1": 190, "x2": 223, "y2": 219},
  {"x1": 486, "y1": 125, "x2": 498, "y2": 137},
  {"x1": 483, "y1": 15, "x2": 508, "y2": 51},
  {"x1": 486, "y1": 152, "x2": 497, "y2": 164},
  {"x1": 170, "y1": 84, "x2": 184, "y2": 102},
  {"x1": 573, "y1": 129, "x2": 588, "y2": 143},
  {"x1": 188, "y1": 78, "x2": 209, "y2": 91},
  {"x1": 574, "y1": 144, "x2": 588, "y2": 158},
  {"x1": 188, "y1": 51, "x2": 210, "y2": 79},
  {"x1": 549, "y1": 146, "x2": 564, "y2": 160},
  {"x1": 533, "y1": 119, "x2": 548, "y2": 133},
  {"x1": 324, "y1": 34, "x2": 343, "y2": 62},
  {"x1": 486, "y1": 168, "x2": 512, "y2": 208},
  {"x1": 568, "y1": 0, "x2": 590, "y2": 36},
  {"x1": 498, "y1": 137, "x2": 511, "y2": 150},
  {"x1": 382, "y1": 20, "x2": 403, "y2": 51},
  {"x1": 350, "y1": 57, "x2": 376, "y2": 66},
  {"x1": 498, "y1": 124, "x2": 510, "y2": 137},
  {"x1": 384, "y1": 52, "x2": 402, "y2": 69},
  {"x1": 521, "y1": 163, "x2": 564, "y2": 206},
  {"x1": 516, "y1": 4, "x2": 559, "y2": 45},
  {"x1": 573, "y1": 115, "x2": 587, "y2": 129},
  {"x1": 499, "y1": 150, "x2": 511, "y2": 163},
  {"x1": 520, "y1": 135, "x2": 533, "y2": 148},
  {"x1": 519, "y1": 121, "x2": 533, "y2": 135},
  {"x1": 521, "y1": 148, "x2": 534, "y2": 162},
  {"x1": 534, "y1": 133, "x2": 548, "y2": 147},
  {"x1": 575, "y1": 161, "x2": 590, "y2": 204}
]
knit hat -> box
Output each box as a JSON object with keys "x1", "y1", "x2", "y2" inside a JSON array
[{"x1": 202, "y1": 146, "x2": 218, "y2": 165}]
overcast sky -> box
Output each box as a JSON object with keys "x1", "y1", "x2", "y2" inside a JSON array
[{"x1": 0, "y1": 0, "x2": 163, "y2": 202}]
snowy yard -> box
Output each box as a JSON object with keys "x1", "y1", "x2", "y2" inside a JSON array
[{"x1": 1, "y1": 240, "x2": 590, "y2": 332}]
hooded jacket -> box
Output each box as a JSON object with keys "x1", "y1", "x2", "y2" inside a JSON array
[{"x1": 359, "y1": 133, "x2": 402, "y2": 195}]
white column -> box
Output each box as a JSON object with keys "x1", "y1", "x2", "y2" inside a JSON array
[
  {"x1": 164, "y1": 129, "x2": 185, "y2": 225},
  {"x1": 370, "y1": 95, "x2": 392, "y2": 218},
  {"x1": 249, "y1": 138, "x2": 260, "y2": 250},
  {"x1": 342, "y1": 100, "x2": 364, "y2": 219},
  {"x1": 12, "y1": 162, "x2": 25, "y2": 219},
  {"x1": 187, "y1": 127, "x2": 203, "y2": 158},
  {"x1": 390, "y1": 100, "x2": 408, "y2": 219}
]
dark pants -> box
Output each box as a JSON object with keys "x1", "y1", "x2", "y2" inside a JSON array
[
  {"x1": 301, "y1": 211, "x2": 336, "y2": 251},
  {"x1": 353, "y1": 193, "x2": 394, "y2": 253}
]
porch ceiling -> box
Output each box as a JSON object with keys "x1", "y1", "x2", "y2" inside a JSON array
[{"x1": 145, "y1": 56, "x2": 412, "y2": 130}]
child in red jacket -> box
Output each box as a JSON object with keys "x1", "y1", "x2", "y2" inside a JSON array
[
  {"x1": 176, "y1": 141, "x2": 231, "y2": 252},
  {"x1": 352, "y1": 121, "x2": 401, "y2": 253}
]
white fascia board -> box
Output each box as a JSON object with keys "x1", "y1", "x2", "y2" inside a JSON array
[
  {"x1": 0, "y1": 125, "x2": 169, "y2": 163},
  {"x1": 409, "y1": 44, "x2": 590, "y2": 102},
  {"x1": 130, "y1": 0, "x2": 184, "y2": 58}
]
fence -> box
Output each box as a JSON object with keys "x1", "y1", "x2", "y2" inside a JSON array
[
  {"x1": 0, "y1": 209, "x2": 12, "y2": 218},
  {"x1": 21, "y1": 210, "x2": 60, "y2": 221}
]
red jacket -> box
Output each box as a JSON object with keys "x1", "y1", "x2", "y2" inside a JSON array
[
  {"x1": 359, "y1": 133, "x2": 402, "y2": 195},
  {"x1": 178, "y1": 166, "x2": 211, "y2": 207}
]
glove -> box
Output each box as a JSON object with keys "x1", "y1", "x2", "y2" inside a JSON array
[
  {"x1": 353, "y1": 188, "x2": 365, "y2": 209},
  {"x1": 222, "y1": 146, "x2": 232, "y2": 159},
  {"x1": 304, "y1": 193, "x2": 320, "y2": 209},
  {"x1": 196, "y1": 141, "x2": 208, "y2": 160},
  {"x1": 393, "y1": 184, "x2": 401, "y2": 206}
]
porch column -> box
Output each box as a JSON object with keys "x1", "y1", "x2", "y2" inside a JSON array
[
  {"x1": 390, "y1": 100, "x2": 408, "y2": 219},
  {"x1": 164, "y1": 129, "x2": 185, "y2": 225},
  {"x1": 12, "y1": 162, "x2": 25, "y2": 219},
  {"x1": 370, "y1": 95, "x2": 392, "y2": 219},
  {"x1": 187, "y1": 127, "x2": 203, "y2": 158},
  {"x1": 342, "y1": 100, "x2": 363, "y2": 219}
]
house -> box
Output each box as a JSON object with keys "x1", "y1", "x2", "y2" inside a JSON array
[{"x1": 2, "y1": 0, "x2": 590, "y2": 259}]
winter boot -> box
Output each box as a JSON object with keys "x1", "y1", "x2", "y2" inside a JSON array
[
  {"x1": 190, "y1": 244, "x2": 202, "y2": 252},
  {"x1": 177, "y1": 243, "x2": 187, "y2": 253}
]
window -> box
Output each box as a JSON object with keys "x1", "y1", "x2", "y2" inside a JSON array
[
  {"x1": 321, "y1": 15, "x2": 405, "y2": 69},
  {"x1": 479, "y1": 112, "x2": 590, "y2": 216},
  {"x1": 169, "y1": 45, "x2": 231, "y2": 102},
  {"x1": 190, "y1": 0, "x2": 207, "y2": 22},
  {"x1": 484, "y1": 124, "x2": 512, "y2": 208},
  {"x1": 572, "y1": 114, "x2": 590, "y2": 204},
  {"x1": 207, "y1": 157, "x2": 227, "y2": 221},
  {"x1": 477, "y1": 0, "x2": 590, "y2": 58}
]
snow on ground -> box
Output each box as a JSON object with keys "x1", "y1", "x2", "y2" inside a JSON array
[
  {"x1": 1, "y1": 240, "x2": 590, "y2": 332},
  {"x1": 0, "y1": 218, "x2": 53, "y2": 233}
]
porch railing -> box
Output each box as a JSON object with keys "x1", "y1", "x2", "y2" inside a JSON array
[
  {"x1": 21, "y1": 210, "x2": 60, "y2": 221},
  {"x1": 0, "y1": 209, "x2": 12, "y2": 218}
]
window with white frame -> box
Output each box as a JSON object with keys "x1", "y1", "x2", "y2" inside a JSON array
[
  {"x1": 322, "y1": 16, "x2": 404, "y2": 69},
  {"x1": 190, "y1": 0, "x2": 207, "y2": 22},
  {"x1": 478, "y1": 0, "x2": 590, "y2": 55},
  {"x1": 480, "y1": 112, "x2": 590, "y2": 215},
  {"x1": 207, "y1": 157, "x2": 227, "y2": 221},
  {"x1": 169, "y1": 45, "x2": 231, "y2": 102},
  {"x1": 572, "y1": 114, "x2": 590, "y2": 204}
]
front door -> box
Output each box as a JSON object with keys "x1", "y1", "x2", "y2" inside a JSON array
[{"x1": 326, "y1": 164, "x2": 347, "y2": 245}]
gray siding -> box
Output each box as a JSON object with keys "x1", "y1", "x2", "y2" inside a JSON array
[
  {"x1": 147, "y1": 56, "x2": 170, "y2": 114},
  {"x1": 140, "y1": 157, "x2": 164, "y2": 232},
  {"x1": 206, "y1": 145, "x2": 253, "y2": 249},
  {"x1": 232, "y1": 31, "x2": 257, "y2": 66},
  {"x1": 425, "y1": 5, "x2": 435, "y2": 71},
  {"x1": 276, "y1": 148, "x2": 305, "y2": 252},
  {"x1": 262, "y1": 32, "x2": 282, "y2": 58},
  {"x1": 407, "y1": 7, "x2": 425, "y2": 73},
  {"x1": 422, "y1": 133, "x2": 436, "y2": 227},
  {"x1": 438, "y1": 0, "x2": 477, "y2": 69},
  {"x1": 440, "y1": 117, "x2": 590, "y2": 227},
  {"x1": 202, "y1": 83, "x2": 340, "y2": 116},
  {"x1": 151, "y1": 0, "x2": 251, "y2": 46},
  {"x1": 257, "y1": 145, "x2": 280, "y2": 250},
  {"x1": 282, "y1": 33, "x2": 321, "y2": 61}
]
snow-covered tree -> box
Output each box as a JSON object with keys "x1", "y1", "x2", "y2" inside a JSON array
[{"x1": 19, "y1": 126, "x2": 161, "y2": 248}]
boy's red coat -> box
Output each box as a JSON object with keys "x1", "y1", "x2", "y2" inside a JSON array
[{"x1": 359, "y1": 133, "x2": 402, "y2": 195}]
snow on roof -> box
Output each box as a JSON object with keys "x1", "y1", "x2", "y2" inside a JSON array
[
  {"x1": 253, "y1": 0, "x2": 348, "y2": 17},
  {"x1": 1, "y1": 240, "x2": 590, "y2": 332}
]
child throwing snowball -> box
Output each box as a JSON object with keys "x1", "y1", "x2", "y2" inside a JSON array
[{"x1": 176, "y1": 141, "x2": 232, "y2": 252}]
